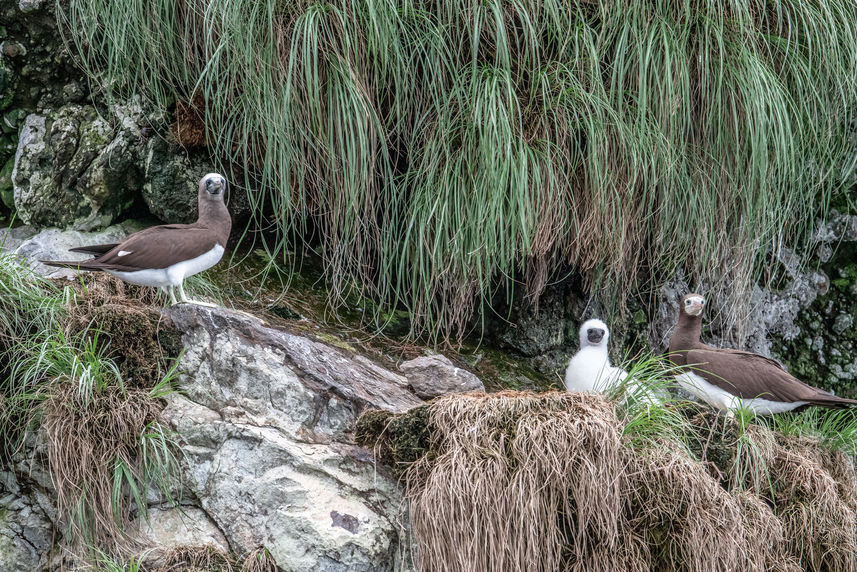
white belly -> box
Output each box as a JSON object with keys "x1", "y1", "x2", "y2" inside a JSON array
[
  {"x1": 107, "y1": 244, "x2": 224, "y2": 287},
  {"x1": 675, "y1": 371, "x2": 807, "y2": 414},
  {"x1": 565, "y1": 350, "x2": 625, "y2": 393}
]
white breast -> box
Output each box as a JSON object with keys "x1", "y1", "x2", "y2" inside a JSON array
[
  {"x1": 564, "y1": 348, "x2": 624, "y2": 393},
  {"x1": 107, "y1": 244, "x2": 225, "y2": 288},
  {"x1": 675, "y1": 371, "x2": 806, "y2": 414}
]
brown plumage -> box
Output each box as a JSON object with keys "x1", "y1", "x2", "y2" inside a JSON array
[
  {"x1": 668, "y1": 293, "x2": 856, "y2": 412},
  {"x1": 42, "y1": 173, "x2": 231, "y2": 305}
]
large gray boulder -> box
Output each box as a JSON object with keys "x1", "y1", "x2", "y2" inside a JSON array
[
  {"x1": 3, "y1": 220, "x2": 145, "y2": 278},
  {"x1": 161, "y1": 304, "x2": 421, "y2": 571},
  {"x1": 11, "y1": 101, "x2": 145, "y2": 230}
]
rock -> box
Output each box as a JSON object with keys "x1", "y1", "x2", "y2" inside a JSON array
[
  {"x1": 8, "y1": 220, "x2": 145, "y2": 278},
  {"x1": 161, "y1": 304, "x2": 420, "y2": 570},
  {"x1": 11, "y1": 103, "x2": 145, "y2": 230},
  {"x1": 142, "y1": 137, "x2": 217, "y2": 223},
  {"x1": 132, "y1": 506, "x2": 231, "y2": 567},
  {"x1": 0, "y1": 471, "x2": 52, "y2": 570},
  {"x1": 18, "y1": 0, "x2": 46, "y2": 13},
  {"x1": 0, "y1": 154, "x2": 13, "y2": 210},
  {"x1": 399, "y1": 355, "x2": 485, "y2": 399}
]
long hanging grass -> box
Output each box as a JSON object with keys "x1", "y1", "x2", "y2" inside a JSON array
[{"x1": 60, "y1": 0, "x2": 857, "y2": 340}]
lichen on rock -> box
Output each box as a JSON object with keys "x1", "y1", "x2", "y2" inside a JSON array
[{"x1": 11, "y1": 103, "x2": 144, "y2": 230}]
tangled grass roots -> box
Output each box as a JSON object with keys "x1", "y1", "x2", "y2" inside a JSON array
[
  {"x1": 64, "y1": 274, "x2": 183, "y2": 387},
  {"x1": 157, "y1": 545, "x2": 234, "y2": 572},
  {"x1": 402, "y1": 392, "x2": 857, "y2": 572},
  {"x1": 43, "y1": 382, "x2": 162, "y2": 552},
  {"x1": 407, "y1": 391, "x2": 626, "y2": 572},
  {"x1": 759, "y1": 431, "x2": 857, "y2": 571}
]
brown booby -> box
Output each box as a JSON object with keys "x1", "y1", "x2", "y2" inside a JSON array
[
  {"x1": 43, "y1": 173, "x2": 231, "y2": 305},
  {"x1": 668, "y1": 293, "x2": 857, "y2": 413}
]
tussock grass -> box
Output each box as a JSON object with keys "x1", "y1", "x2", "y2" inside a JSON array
[
  {"x1": 0, "y1": 257, "x2": 184, "y2": 563},
  {"x1": 363, "y1": 390, "x2": 857, "y2": 571},
  {"x1": 60, "y1": 0, "x2": 857, "y2": 340}
]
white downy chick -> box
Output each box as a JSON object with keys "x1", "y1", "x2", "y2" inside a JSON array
[{"x1": 564, "y1": 319, "x2": 627, "y2": 393}]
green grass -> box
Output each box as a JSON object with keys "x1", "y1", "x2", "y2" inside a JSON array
[
  {"x1": 0, "y1": 254, "x2": 183, "y2": 560},
  {"x1": 59, "y1": 0, "x2": 857, "y2": 340},
  {"x1": 46, "y1": 1, "x2": 857, "y2": 504}
]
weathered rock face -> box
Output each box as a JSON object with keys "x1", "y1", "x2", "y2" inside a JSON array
[
  {"x1": 0, "y1": 470, "x2": 53, "y2": 570},
  {"x1": 2, "y1": 220, "x2": 144, "y2": 278},
  {"x1": 400, "y1": 354, "x2": 485, "y2": 399},
  {"x1": 161, "y1": 304, "x2": 421, "y2": 571},
  {"x1": 142, "y1": 137, "x2": 217, "y2": 223},
  {"x1": 11, "y1": 102, "x2": 147, "y2": 230},
  {"x1": 0, "y1": 0, "x2": 87, "y2": 174}
]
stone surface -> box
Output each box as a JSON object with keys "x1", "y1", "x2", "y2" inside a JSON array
[
  {"x1": 132, "y1": 506, "x2": 230, "y2": 567},
  {"x1": 142, "y1": 137, "x2": 217, "y2": 223},
  {"x1": 6, "y1": 220, "x2": 145, "y2": 278},
  {"x1": 399, "y1": 354, "x2": 485, "y2": 399},
  {"x1": 0, "y1": 471, "x2": 52, "y2": 571},
  {"x1": 161, "y1": 304, "x2": 420, "y2": 571},
  {"x1": 12, "y1": 103, "x2": 145, "y2": 230}
]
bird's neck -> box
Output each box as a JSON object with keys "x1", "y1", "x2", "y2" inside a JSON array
[
  {"x1": 198, "y1": 199, "x2": 232, "y2": 246},
  {"x1": 672, "y1": 313, "x2": 702, "y2": 349}
]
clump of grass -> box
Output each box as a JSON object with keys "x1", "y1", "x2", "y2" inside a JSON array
[
  {"x1": 0, "y1": 256, "x2": 184, "y2": 562},
  {"x1": 59, "y1": 0, "x2": 857, "y2": 341},
  {"x1": 360, "y1": 388, "x2": 857, "y2": 571},
  {"x1": 158, "y1": 545, "x2": 235, "y2": 572},
  {"x1": 240, "y1": 547, "x2": 278, "y2": 572}
]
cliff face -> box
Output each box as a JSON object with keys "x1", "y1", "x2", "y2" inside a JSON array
[{"x1": 0, "y1": 296, "x2": 427, "y2": 570}]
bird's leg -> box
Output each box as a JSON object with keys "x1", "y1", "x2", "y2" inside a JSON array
[
  {"x1": 178, "y1": 281, "x2": 218, "y2": 308},
  {"x1": 167, "y1": 286, "x2": 178, "y2": 306}
]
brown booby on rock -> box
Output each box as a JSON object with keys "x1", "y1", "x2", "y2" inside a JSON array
[
  {"x1": 43, "y1": 173, "x2": 231, "y2": 306},
  {"x1": 668, "y1": 293, "x2": 857, "y2": 413}
]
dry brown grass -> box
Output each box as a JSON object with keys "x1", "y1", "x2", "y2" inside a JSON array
[
  {"x1": 367, "y1": 392, "x2": 857, "y2": 572},
  {"x1": 157, "y1": 545, "x2": 235, "y2": 571},
  {"x1": 170, "y1": 97, "x2": 208, "y2": 148},
  {"x1": 240, "y1": 547, "x2": 278, "y2": 572},
  {"x1": 43, "y1": 382, "x2": 162, "y2": 553}
]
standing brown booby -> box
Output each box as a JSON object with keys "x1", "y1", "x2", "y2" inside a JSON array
[
  {"x1": 43, "y1": 173, "x2": 231, "y2": 306},
  {"x1": 668, "y1": 293, "x2": 857, "y2": 413}
]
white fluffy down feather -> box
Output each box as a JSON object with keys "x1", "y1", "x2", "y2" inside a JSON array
[
  {"x1": 564, "y1": 319, "x2": 663, "y2": 405},
  {"x1": 564, "y1": 319, "x2": 627, "y2": 393}
]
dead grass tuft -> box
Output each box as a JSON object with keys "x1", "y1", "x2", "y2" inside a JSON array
[
  {"x1": 43, "y1": 382, "x2": 162, "y2": 553},
  {"x1": 157, "y1": 545, "x2": 235, "y2": 571},
  {"x1": 240, "y1": 547, "x2": 278, "y2": 572},
  {"x1": 406, "y1": 391, "x2": 626, "y2": 571},
  {"x1": 361, "y1": 392, "x2": 857, "y2": 572}
]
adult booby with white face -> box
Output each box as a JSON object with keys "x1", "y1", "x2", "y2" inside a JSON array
[
  {"x1": 668, "y1": 293, "x2": 857, "y2": 413},
  {"x1": 43, "y1": 173, "x2": 231, "y2": 305}
]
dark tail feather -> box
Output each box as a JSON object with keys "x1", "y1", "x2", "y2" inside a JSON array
[
  {"x1": 807, "y1": 396, "x2": 857, "y2": 409},
  {"x1": 40, "y1": 260, "x2": 102, "y2": 271},
  {"x1": 68, "y1": 243, "x2": 118, "y2": 256}
]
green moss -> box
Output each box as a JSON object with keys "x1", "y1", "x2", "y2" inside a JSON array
[
  {"x1": 772, "y1": 242, "x2": 857, "y2": 399},
  {"x1": 356, "y1": 406, "x2": 433, "y2": 478}
]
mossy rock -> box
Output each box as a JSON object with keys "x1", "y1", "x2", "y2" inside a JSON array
[
  {"x1": 356, "y1": 405, "x2": 433, "y2": 478},
  {"x1": 772, "y1": 241, "x2": 857, "y2": 399},
  {"x1": 70, "y1": 301, "x2": 183, "y2": 388}
]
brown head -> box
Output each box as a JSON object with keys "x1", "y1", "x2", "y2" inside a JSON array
[{"x1": 197, "y1": 173, "x2": 232, "y2": 243}]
